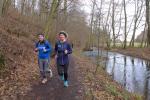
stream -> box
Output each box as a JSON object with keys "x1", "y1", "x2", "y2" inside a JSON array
[{"x1": 84, "y1": 50, "x2": 150, "y2": 99}]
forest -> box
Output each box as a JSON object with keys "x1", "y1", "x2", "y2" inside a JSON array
[{"x1": 0, "y1": 0, "x2": 150, "y2": 100}]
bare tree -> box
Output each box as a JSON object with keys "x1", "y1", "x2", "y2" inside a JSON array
[
  {"x1": 31, "y1": 0, "x2": 36, "y2": 15},
  {"x1": 0, "y1": 0, "x2": 4, "y2": 16},
  {"x1": 0, "y1": 0, "x2": 11, "y2": 16},
  {"x1": 62, "y1": 0, "x2": 67, "y2": 30},
  {"x1": 39, "y1": 0, "x2": 49, "y2": 22},
  {"x1": 21, "y1": 0, "x2": 26, "y2": 15},
  {"x1": 129, "y1": 0, "x2": 144, "y2": 47},
  {"x1": 141, "y1": 23, "x2": 146, "y2": 47},
  {"x1": 146, "y1": 0, "x2": 150, "y2": 46},
  {"x1": 44, "y1": 0, "x2": 61, "y2": 42},
  {"x1": 104, "y1": 0, "x2": 112, "y2": 48},
  {"x1": 12, "y1": 0, "x2": 16, "y2": 8},
  {"x1": 111, "y1": 0, "x2": 116, "y2": 47},
  {"x1": 94, "y1": 0, "x2": 103, "y2": 73},
  {"x1": 88, "y1": 0, "x2": 96, "y2": 49},
  {"x1": 123, "y1": 0, "x2": 127, "y2": 48}
]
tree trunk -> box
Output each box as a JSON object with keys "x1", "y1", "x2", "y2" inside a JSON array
[
  {"x1": 105, "y1": 1, "x2": 111, "y2": 49},
  {"x1": 130, "y1": 0, "x2": 143, "y2": 47},
  {"x1": 44, "y1": 0, "x2": 61, "y2": 43},
  {"x1": 146, "y1": 0, "x2": 150, "y2": 46},
  {"x1": 112, "y1": 0, "x2": 116, "y2": 47},
  {"x1": 21, "y1": 0, "x2": 26, "y2": 15},
  {"x1": 89, "y1": 0, "x2": 96, "y2": 49},
  {"x1": 63, "y1": 0, "x2": 67, "y2": 30},
  {"x1": 31, "y1": 0, "x2": 36, "y2": 15},
  {"x1": 12, "y1": 0, "x2": 15, "y2": 8},
  {"x1": 0, "y1": 0, "x2": 4, "y2": 16},
  {"x1": 130, "y1": 19, "x2": 137, "y2": 47},
  {"x1": 123, "y1": 0, "x2": 127, "y2": 49},
  {"x1": 1, "y1": 0, "x2": 11, "y2": 16},
  {"x1": 141, "y1": 23, "x2": 146, "y2": 47}
]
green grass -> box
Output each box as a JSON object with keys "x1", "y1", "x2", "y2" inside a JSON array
[
  {"x1": 105, "y1": 84, "x2": 129, "y2": 100},
  {"x1": 105, "y1": 84, "x2": 143, "y2": 100},
  {"x1": 110, "y1": 42, "x2": 142, "y2": 48}
]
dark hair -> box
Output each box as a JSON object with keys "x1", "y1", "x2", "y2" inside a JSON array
[
  {"x1": 37, "y1": 33, "x2": 44, "y2": 36},
  {"x1": 59, "y1": 31, "x2": 68, "y2": 38}
]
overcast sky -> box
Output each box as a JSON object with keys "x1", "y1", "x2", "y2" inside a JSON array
[
  {"x1": 81, "y1": 0, "x2": 145, "y2": 41},
  {"x1": 15, "y1": 0, "x2": 145, "y2": 41}
]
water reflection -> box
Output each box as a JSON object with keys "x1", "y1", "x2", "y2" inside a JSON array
[
  {"x1": 84, "y1": 50, "x2": 150, "y2": 99},
  {"x1": 145, "y1": 62, "x2": 150, "y2": 100}
]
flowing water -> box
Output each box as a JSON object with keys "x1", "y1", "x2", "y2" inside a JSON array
[{"x1": 84, "y1": 50, "x2": 150, "y2": 99}]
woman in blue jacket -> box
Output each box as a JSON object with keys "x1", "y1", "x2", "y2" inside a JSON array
[
  {"x1": 55, "y1": 31, "x2": 72, "y2": 87},
  {"x1": 35, "y1": 33, "x2": 52, "y2": 84}
]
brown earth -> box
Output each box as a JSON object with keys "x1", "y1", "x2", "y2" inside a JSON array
[
  {"x1": 0, "y1": 11, "x2": 41, "y2": 99},
  {"x1": 22, "y1": 56, "x2": 84, "y2": 100}
]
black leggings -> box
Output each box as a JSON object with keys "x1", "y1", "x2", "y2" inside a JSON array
[{"x1": 57, "y1": 63, "x2": 69, "y2": 81}]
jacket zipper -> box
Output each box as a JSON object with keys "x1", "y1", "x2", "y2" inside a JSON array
[{"x1": 62, "y1": 43, "x2": 64, "y2": 65}]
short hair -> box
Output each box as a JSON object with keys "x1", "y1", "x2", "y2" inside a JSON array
[
  {"x1": 37, "y1": 33, "x2": 44, "y2": 36},
  {"x1": 59, "y1": 31, "x2": 68, "y2": 38}
]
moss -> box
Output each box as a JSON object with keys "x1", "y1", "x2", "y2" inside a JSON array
[
  {"x1": 105, "y1": 84, "x2": 127, "y2": 99},
  {"x1": 0, "y1": 53, "x2": 5, "y2": 71}
]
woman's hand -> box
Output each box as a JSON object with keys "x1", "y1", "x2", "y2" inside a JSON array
[
  {"x1": 34, "y1": 48, "x2": 38, "y2": 52},
  {"x1": 64, "y1": 50, "x2": 68, "y2": 54}
]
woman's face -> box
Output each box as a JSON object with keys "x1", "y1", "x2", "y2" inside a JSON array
[
  {"x1": 38, "y1": 35, "x2": 44, "y2": 41},
  {"x1": 59, "y1": 34, "x2": 66, "y2": 41}
]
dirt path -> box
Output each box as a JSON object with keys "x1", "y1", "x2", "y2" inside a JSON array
[{"x1": 22, "y1": 56, "x2": 84, "y2": 100}]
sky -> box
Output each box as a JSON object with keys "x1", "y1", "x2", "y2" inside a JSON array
[
  {"x1": 15, "y1": 0, "x2": 145, "y2": 41},
  {"x1": 81, "y1": 0, "x2": 145, "y2": 41}
]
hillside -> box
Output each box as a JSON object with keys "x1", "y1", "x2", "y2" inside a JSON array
[{"x1": 0, "y1": 10, "x2": 42, "y2": 99}]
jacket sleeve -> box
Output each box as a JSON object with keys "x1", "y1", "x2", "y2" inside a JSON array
[
  {"x1": 54, "y1": 43, "x2": 58, "y2": 54},
  {"x1": 35, "y1": 42, "x2": 38, "y2": 48},
  {"x1": 45, "y1": 41, "x2": 52, "y2": 53},
  {"x1": 67, "y1": 43, "x2": 72, "y2": 54}
]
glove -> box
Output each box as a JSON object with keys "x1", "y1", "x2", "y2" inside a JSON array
[
  {"x1": 64, "y1": 50, "x2": 68, "y2": 54},
  {"x1": 43, "y1": 47, "x2": 47, "y2": 52},
  {"x1": 35, "y1": 48, "x2": 38, "y2": 52}
]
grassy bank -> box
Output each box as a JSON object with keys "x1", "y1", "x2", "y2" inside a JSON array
[{"x1": 110, "y1": 47, "x2": 150, "y2": 61}]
